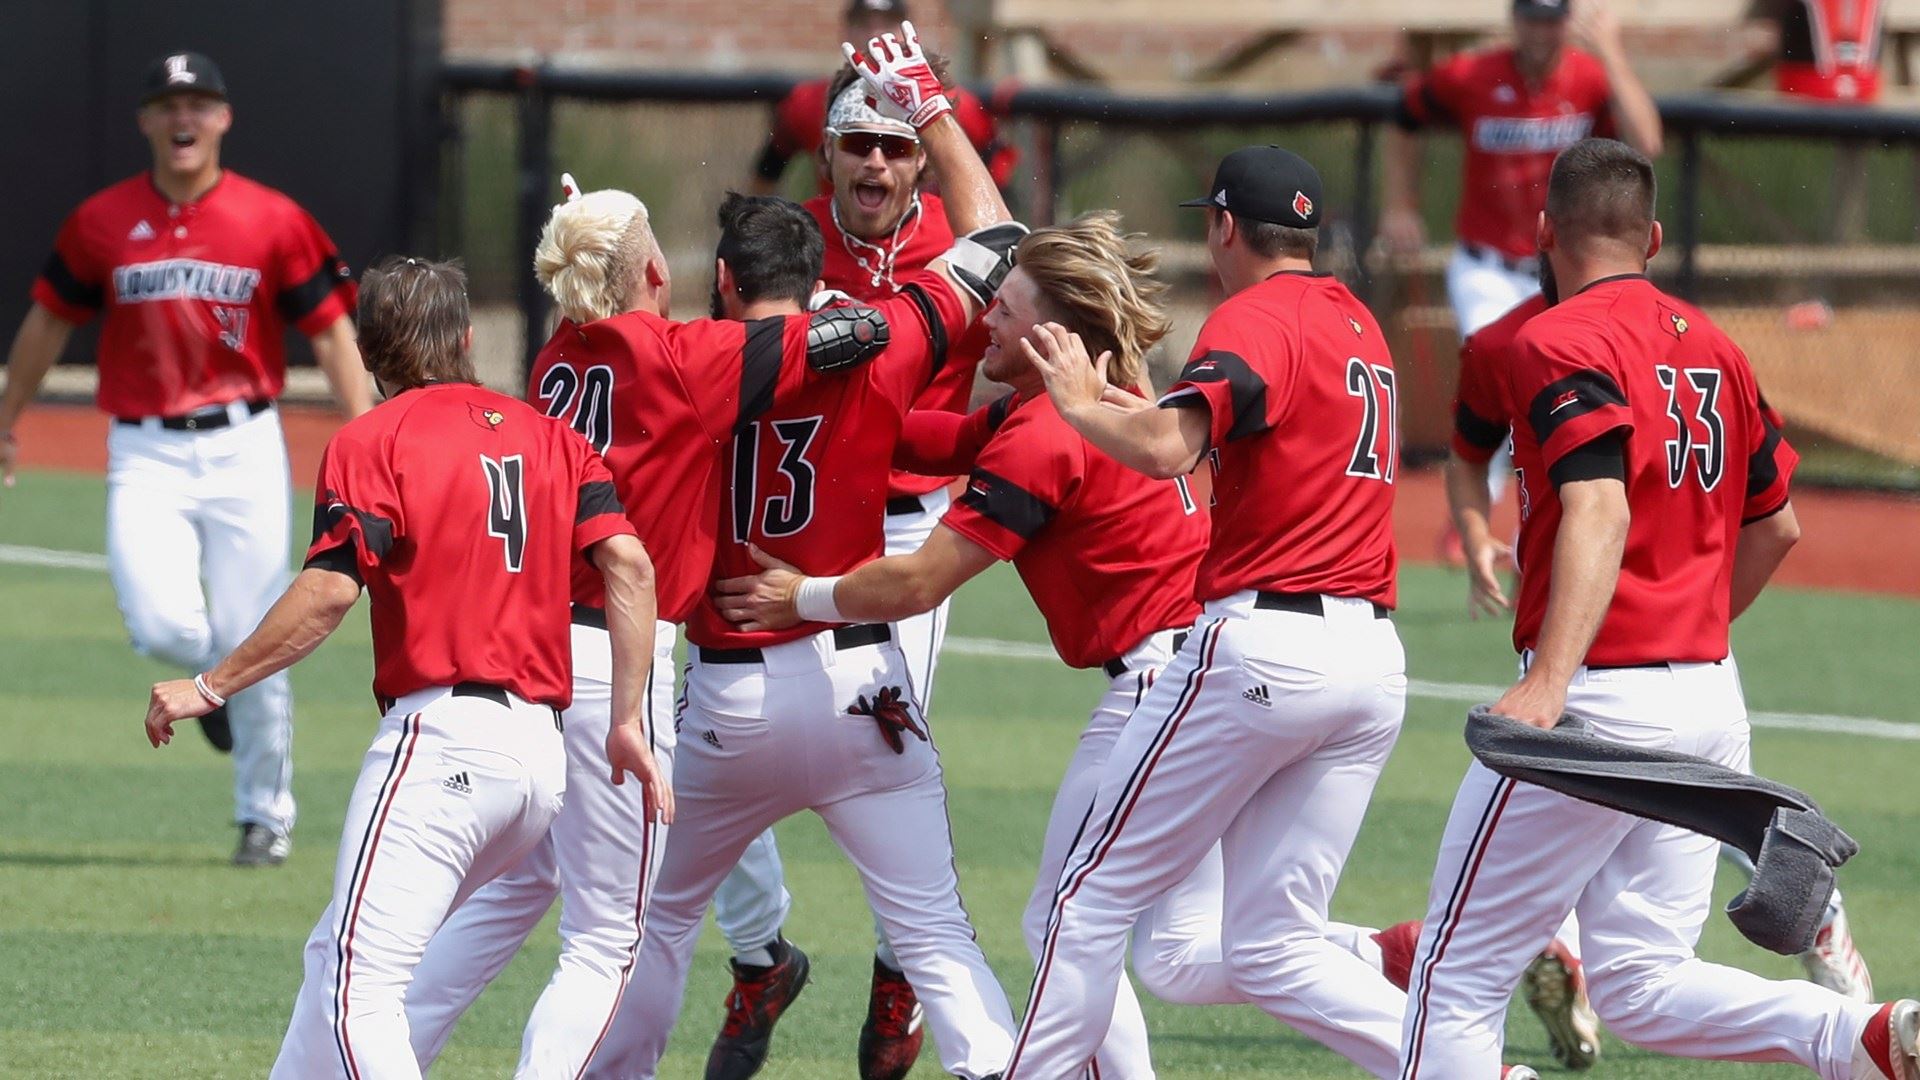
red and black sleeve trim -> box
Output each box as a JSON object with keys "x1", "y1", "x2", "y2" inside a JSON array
[
  {"x1": 1527, "y1": 370, "x2": 1628, "y2": 445},
  {"x1": 734, "y1": 317, "x2": 786, "y2": 434},
  {"x1": 303, "y1": 538, "x2": 365, "y2": 584},
  {"x1": 1547, "y1": 430, "x2": 1627, "y2": 486},
  {"x1": 40, "y1": 251, "x2": 104, "y2": 311},
  {"x1": 1454, "y1": 401, "x2": 1507, "y2": 452},
  {"x1": 576, "y1": 479, "x2": 623, "y2": 523},
  {"x1": 900, "y1": 282, "x2": 951, "y2": 374},
  {"x1": 985, "y1": 392, "x2": 1017, "y2": 432},
  {"x1": 311, "y1": 501, "x2": 395, "y2": 560},
  {"x1": 1746, "y1": 414, "x2": 1785, "y2": 500},
  {"x1": 1162, "y1": 350, "x2": 1271, "y2": 443},
  {"x1": 1395, "y1": 81, "x2": 1453, "y2": 131},
  {"x1": 958, "y1": 467, "x2": 1057, "y2": 541},
  {"x1": 277, "y1": 255, "x2": 349, "y2": 324}
]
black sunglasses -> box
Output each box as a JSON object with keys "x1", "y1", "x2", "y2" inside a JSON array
[{"x1": 834, "y1": 131, "x2": 921, "y2": 161}]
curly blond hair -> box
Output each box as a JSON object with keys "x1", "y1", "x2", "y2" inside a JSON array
[
  {"x1": 1014, "y1": 212, "x2": 1171, "y2": 391},
  {"x1": 533, "y1": 188, "x2": 659, "y2": 324}
]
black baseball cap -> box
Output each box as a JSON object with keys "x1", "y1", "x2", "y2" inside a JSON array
[
  {"x1": 142, "y1": 52, "x2": 227, "y2": 104},
  {"x1": 1513, "y1": 0, "x2": 1571, "y2": 20},
  {"x1": 845, "y1": 0, "x2": 908, "y2": 18},
  {"x1": 1180, "y1": 145, "x2": 1324, "y2": 229}
]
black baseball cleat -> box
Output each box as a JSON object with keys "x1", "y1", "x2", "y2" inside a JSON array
[
  {"x1": 705, "y1": 939, "x2": 811, "y2": 1080},
  {"x1": 233, "y1": 823, "x2": 290, "y2": 867},
  {"x1": 198, "y1": 704, "x2": 233, "y2": 753},
  {"x1": 859, "y1": 957, "x2": 925, "y2": 1080}
]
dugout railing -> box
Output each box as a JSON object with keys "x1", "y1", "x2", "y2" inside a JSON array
[{"x1": 439, "y1": 63, "x2": 1920, "y2": 487}]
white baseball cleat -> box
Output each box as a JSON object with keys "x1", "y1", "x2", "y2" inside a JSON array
[
  {"x1": 1804, "y1": 905, "x2": 1874, "y2": 1002},
  {"x1": 1850, "y1": 999, "x2": 1919, "y2": 1080},
  {"x1": 1522, "y1": 942, "x2": 1601, "y2": 1071},
  {"x1": 1502, "y1": 1067, "x2": 1541, "y2": 1080}
]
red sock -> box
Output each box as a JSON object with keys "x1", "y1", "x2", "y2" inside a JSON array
[
  {"x1": 1372, "y1": 919, "x2": 1423, "y2": 992},
  {"x1": 1862, "y1": 1002, "x2": 1896, "y2": 1079}
]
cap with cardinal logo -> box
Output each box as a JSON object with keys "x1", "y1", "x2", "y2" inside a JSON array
[{"x1": 1180, "y1": 144, "x2": 1324, "y2": 229}]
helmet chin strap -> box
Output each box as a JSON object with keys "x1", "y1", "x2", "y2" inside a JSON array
[{"x1": 831, "y1": 190, "x2": 924, "y2": 292}]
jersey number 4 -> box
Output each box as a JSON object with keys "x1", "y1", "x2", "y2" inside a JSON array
[
  {"x1": 481, "y1": 454, "x2": 527, "y2": 573},
  {"x1": 1344, "y1": 358, "x2": 1398, "y2": 483},
  {"x1": 732, "y1": 417, "x2": 823, "y2": 541},
  {"x1": 1655, "y1": 365, "x2": 1725, "y2": 491},
  {"x1": 536, "y1": 362, "x2": 615, "y2": 453}
]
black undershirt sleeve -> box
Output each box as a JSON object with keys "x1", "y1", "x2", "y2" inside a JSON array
[{"x1": 1548, "y1": 430, "x2": 1628, "y2": 487}]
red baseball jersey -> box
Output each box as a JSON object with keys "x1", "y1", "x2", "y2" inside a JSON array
[
  {"x1": 941, "y1": 392, "x2": 1206, "y2": 669},
  {"x1": 687, "y1": 272, "x2": 972, "y2": 650},
  {"x1": 305, "y1": 383, "x2": 634, "y2": 709},
  {"x1": 765, "y1": 76, "x2": 1015, "y2": 192},
  {"x1": 1505, "y1": 275, "x2": 1798, "y2": 666},
  {"x1": 1453, "y1": 292, "x2": 1552, "y2": 463},
  {"x1": 32, "y1": 171, "x2": 356, "y2": 418},
  {"x1": 1769, "y1": 0, "x2": 1884, "y2": 101},
  {"x1": 1160, "y1": 272, "x2": 1399, "y2": 608},
  {"x1": 530, "y1": 310, "x2": 825, "y2": 624},
  {"x1": 1400, "y1": 47, "x2": 1617, "y2": 260},
  {"x1": 807, "y1": 192, "x2": 986, "y2": 499}
]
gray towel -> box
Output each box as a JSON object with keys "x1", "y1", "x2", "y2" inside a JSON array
[{"x1": 1464, "y1": 706, "x2": 1856, "y2": 956}]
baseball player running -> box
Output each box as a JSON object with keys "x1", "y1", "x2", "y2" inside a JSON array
[
  {"x1": 584, "y1": 25, "x2": 1028, "y2": 1080},
  {"x1": 1396, "y1": 138, "x2": 1918, "y2": 1080},
  {"x1": 715, "y1": 210, "x2": 1220, "y2": 1079},
  {"x1": 142, "y1": 256, "x2": 671, "y2": 1079},
  {"x1": 401, "y1": 185, "x2": 895, "y2": 1078},
  {"x1": 1008, "y1": 145, "x2": 1418, "y2": 1079},
  {"x1": 703, "y1": 54, "x2": 999, "y2": 1080},
  {"x1": 1, "y1": 51, "x2": 371, "y2": 867}
]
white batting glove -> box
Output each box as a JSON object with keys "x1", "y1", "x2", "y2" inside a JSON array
[{"x1": 841, "y1": 21, "x2": 952, "y2": 130}]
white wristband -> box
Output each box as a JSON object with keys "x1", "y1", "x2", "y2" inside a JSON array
[
  {"x1": 193, "y1": 673, "x2": 227, "y2": 708},
  {"x1": 793, "y1": 576, "x2": 848, "y2": 624}
]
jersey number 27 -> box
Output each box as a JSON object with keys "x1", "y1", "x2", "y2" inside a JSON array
[{"x1": 1344, "y1": 358, "x2": 1398, "y2": 483}]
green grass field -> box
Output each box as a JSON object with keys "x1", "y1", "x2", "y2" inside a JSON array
[{"x1": 2, "y1": 467, "x2": 1916, "y2": 1078}]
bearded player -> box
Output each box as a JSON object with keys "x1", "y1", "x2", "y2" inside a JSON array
[
  {"x1": 584, "y1": 24, "x2": 1029, "y2": 1080},
  {"x1": 1397, "y1": 137, "x2": 1916, "y2": 1080},
  {"x1": 401, "y1": 185, "x2": 895, "y2": 1077},
  {"x1": 143, "y1": 256, "x2": 670, "y2": 1078},
  {"x1": 1, "y1": 51, "x2": 371, "y2": 867}
]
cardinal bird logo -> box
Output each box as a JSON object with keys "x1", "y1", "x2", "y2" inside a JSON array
[
  {"x1": 1670, "y1": 312, "x2": 1689, "y2": 335},
  {"x1": 469, "y1": 404, "x2": 506, "y2": 432},
  {"x1": 1348, "y1": 317, "x2": 1365, "y2": 337},
  {"x1": 1293, "y1": 190, "x2": 1314, "y2": 219}
]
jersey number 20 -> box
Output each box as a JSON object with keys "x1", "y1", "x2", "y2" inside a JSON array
[
  {"x1": 732, "y1": 417, "x2": 823, "y2": 541},
  {"x1": 1344, "y1": 358, "x2": 1398, "y2": 483},
  {"x1": 481, "y1": 454, "x2": 526, "y2": 573},
  {"x1": 536, "y1": 363, "x2": 614, "y2": 453}
]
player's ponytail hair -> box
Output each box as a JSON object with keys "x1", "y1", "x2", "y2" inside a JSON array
[
  {"x1": 1014, "y1": 212, "x2": 1171, "y2": 391},
  {"x1": 357, "y1": 256, "x2": 475, "y2": 389},
  {"x1": 535, "y1": 189, "x2": 658, "y2": 324}
]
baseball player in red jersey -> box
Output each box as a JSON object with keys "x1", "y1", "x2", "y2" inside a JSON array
[
  {"x1": 401, "y1": 187, "x2": 895, "y2": 1078},
  {"x1": 1747, "y1": 0, "x2": 1886, "y2": 101},
  {"x1": 141, "y1": 257, "x2": 670, "y2": 1080},
  {"x1": 749, "y1": 0, "x2": 1012, "y2": 196},
  {"x1": 701, "y1": 63, "x2": 992, "y2": 1080},
  {"x1": 1006, "y1": 145, "x2": 1420, "y2": 1080},
  {"x1": 1397, "y1": 139, "x2": 1919, "y2": 1080},
  {"x1": 585, "y1": 27, "x2": 1029, "y2": 1080},
  {"x1": 0, "y1": 51, "x2": 371, "y2": 866},
  {"x1": 715, "y1": 211, "x2": 1224, "y2": 1079},
  {"x1": 1382, "y1": 0, "x2": 1661, "y2": 339}
]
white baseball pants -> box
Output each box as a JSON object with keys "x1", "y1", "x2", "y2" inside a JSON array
[
  {"x1": 1009, "y1": 592, "x2": 1410, "y2": 1080},
  {"x1": 269, "y1": 685, "x2": 566, "y2": 1079},
  {"x1": 403, "y1": 620, "x2": 678, "y2": 1078},
  {"x1": 108, "y1": 405, "x2": 295, "y2": 833},
  {"x1": 1399, "y1": 658, "x2": 1876, "y2": 1080},
  {"x1": 707, "y1": 487, "x2": 950, "y2": 964},
  {"x1": 586, "y1": 627, "x2": 1015, "y2": 1080}
]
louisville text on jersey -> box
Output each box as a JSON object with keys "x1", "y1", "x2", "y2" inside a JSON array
[
  {"x1": 1471, "y1": 114, "x2": 1595, "y2": 154},
  {"x1": 112, "y1": 258, "x2": 262, "y2": 305}
]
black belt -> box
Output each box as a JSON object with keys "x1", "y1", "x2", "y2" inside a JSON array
[
  {"x1": 116, "y1": 397, "x2": 272, "y2": 431},
  {"x1": 886, "y1": 495, "x2": 927, "y2": 517},
  {"x1": 698, "y1": 622, "x2": 891, "y2": 665},
  {"x1": 1463, "y1": 243, "x2": 1539, "y2": 276},
  {"x1": 571, "y1": 603, "x2": 608, "y2": 630},
  {"x1": 1254, "y1": 591, "x2": 1390, "y2": 620},
  {"x1": 451, "y1": 681, "x2": 563, "y2": 731},
  {"x1": 1101, "y1": 630, "x2": 1189, "y2": 679}
]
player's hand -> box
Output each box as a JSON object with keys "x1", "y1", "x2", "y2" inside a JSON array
[
  {"x1": 842, "y1": 21, "x2": 952, "y2": 129},
  {"x1": 1570, "y1": 0, "x2": 1624, "y2": 55},
  {"x1": 712, "y1": 544, "x2": 805, "y2": 633},
  {"x1": 1490, "y1": 674, "x2": 1568, "y2": 731},
  {"x1": 1377, "y1": 206, "x2": 1428, "y2": 255},
  {"x1": 607, "y1": 719, "x2": 675, "y2": 824},
  {"x1": 1022, "y1": 322, "x2": 1112, "y2": 422},
  {"x1": 1098, "y1": 384, "x2": 1153, "y2": 415},
  {"x1": 1466, "y1": 538, "x2": 1514, "y2": 619},
  {"x1": 0, "y1": 432, "x2": 18, "y2": 490},
  {"x1": 146, "y1": 678, "x2": 215, "y2": 748}
]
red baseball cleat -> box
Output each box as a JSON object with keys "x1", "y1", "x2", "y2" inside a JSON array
[
  {"x1": 1852, "y1": 999, "x2": 1920, "y2": 1080},
  {"x1": 705, "y1": 940, "x2": 811, "y2": 1080},
  {"x1": 1371, "y1": 919, "x2": 1423, "y2": 991},
  {"x1": 858, "y1": 957, "x2": 925, "y2": 1080}
]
